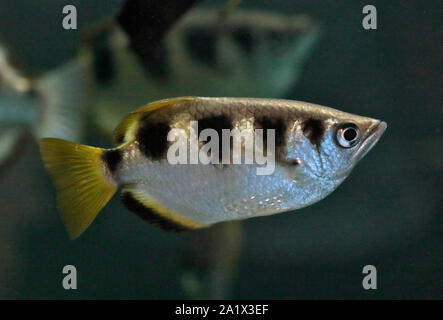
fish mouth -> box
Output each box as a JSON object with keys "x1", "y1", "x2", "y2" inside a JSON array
[{"x1": 351, "y1": 120, "x2": 387, "y2": 163}]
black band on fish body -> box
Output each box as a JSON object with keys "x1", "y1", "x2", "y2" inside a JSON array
[
  {"x1": 301, "y1": 118, "x2": 325, "y2": 148},
  {"x1": 136, "y1": 118, "x2": 171, "y2": 160},
  {"x1": 120, "y1": 191, "x2": 188, "y2": 232},
  {"x1": 254, "y1": 116, "x2": 287, "y2": 156},
  {"x1": 102, "y1": 149, "x2": 122, "y2": 174},
  {"x1": 197, "y1": 114, "x2": 233, "y2": 163}
]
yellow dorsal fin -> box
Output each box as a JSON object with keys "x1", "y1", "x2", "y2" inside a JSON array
[
  {"x1": 121, "y1": 188, "x2": 207, "y2": 231},
  {"x1": 113, "y1": 96, "x2": 196, "y2": 144}
]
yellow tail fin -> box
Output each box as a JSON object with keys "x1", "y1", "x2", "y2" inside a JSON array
[{"x1": 39, "y1": 138, "x2": 117, "y2": 239}]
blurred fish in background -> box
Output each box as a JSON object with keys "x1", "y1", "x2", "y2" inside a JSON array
[
  {"x1": 0, "y1": 38, "x2": 93, "y2": 296},
  {"x1": 87, "y1": 8, "x2": 321, "y2": 135},
  {"x1": 0, "y1": 40, "x2": 92, "y2": 170}
]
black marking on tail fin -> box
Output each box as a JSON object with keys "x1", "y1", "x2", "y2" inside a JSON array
[
  {"x1": 136, "y1": 118, "x2": 170, "y2": 160},
  {"x1": 197, "y1": 114, "x2": 233, "y2": 163},
  {"x1": 254, "y1": 116, "x2": 287, "y2": 151},
  {"x1": 302, "y1": 118, "x2": 325, "y2": 147},
  {"x1": 121, "y1": 191, "x2": 188, "y2": 232},
  {"x1": 102, "y1": 149, "x2": 122, "y2": 174}
]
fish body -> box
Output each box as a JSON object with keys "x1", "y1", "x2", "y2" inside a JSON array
[{"x1": 40, "y1": 97, "x2": 386, "y2": 239}]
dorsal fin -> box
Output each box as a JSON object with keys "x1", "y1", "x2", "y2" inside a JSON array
[{"x1": 113, "y1": 96, "x2": 195, "y2": 144}]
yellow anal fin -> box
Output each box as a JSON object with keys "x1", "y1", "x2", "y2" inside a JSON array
[
  {"x1": 121, "y1": 188, "x2": 207, "y2": 232},
  {"x1": 40, "y1": 138, "x2": 117, "y2": 239},
  {"x1": 113, "y1": 96, "x2": 195, "y2": 145}
]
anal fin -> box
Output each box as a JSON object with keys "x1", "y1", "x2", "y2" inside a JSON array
[{"x1": 121, "y1": 188, "x2": 207, "y2": 232}]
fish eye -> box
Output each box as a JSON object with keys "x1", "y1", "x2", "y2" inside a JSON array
[{"x1": 336, "y1": 123, "x2": 360, "y2": 148}]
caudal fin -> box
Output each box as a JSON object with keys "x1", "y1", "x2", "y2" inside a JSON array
[
  {"x1": 40, "y1": 138, "x2": 117, "y2": 239},
  {"x1": 35, "y1": 53, "x2": 93, "y2": 142}
]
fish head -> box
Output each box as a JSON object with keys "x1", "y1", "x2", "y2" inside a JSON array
[
  {"x1": 285, "y1": 105, "x2": 387, "y2": 187},
  {"x1": 319, "y1": 116, "x2": 387, "y2": 181}
]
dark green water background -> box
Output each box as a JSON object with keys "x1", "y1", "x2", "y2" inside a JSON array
[{"x1": 0, "y1": 0, "x2": 441, "y2": 299}]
